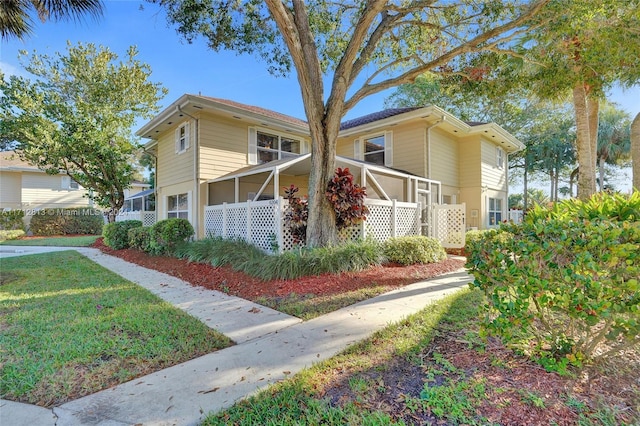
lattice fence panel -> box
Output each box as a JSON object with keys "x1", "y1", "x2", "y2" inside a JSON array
[
  {"x1": 142, "y1": 212, "x2": 157, "y2": 227},
  {"x1": 226, "y1": 206, "x2": 248, "y2": 240},
  {"x1": 365, "y1": 204, "x2": 393, "y2": 242},
  {"x1": 204, "y1": 207, "x2": 224, "y2": 238},
  {"x1": 249, "y1": 200, "x2": 280, "y2": 252},
  {"x1": 433, "y1": 204, "x2": 465, "y2": 248},
  {"x1": 395, "y1": 206, "x2": 420, "y2": 236}
]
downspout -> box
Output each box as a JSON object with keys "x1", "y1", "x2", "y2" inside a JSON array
[
  {"x1": 424, "y1": 117, "x2": 445, "y2": 180},
  {"x1": 178, "y1": 105, "x2": 200, "y2": 238},
  {"x1": 142, "y1": 147, "x2": 158, "y2": 211}
]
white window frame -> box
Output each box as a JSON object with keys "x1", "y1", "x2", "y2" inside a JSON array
[
  {"x1": 356, "y1": 131, "x2": 393, "y2": 167},
  {"x1": 250, "y1": 127, "x2": 303, "y2": 165},
  {"x1": 167, "y1": 192, "x2": 189, "y2": 220},
  {"x1": 496, "y1": 147, "x2": 504, "y2": 169},
  {"x1": 61, "y1": 175, "x2": 79, "y2": 190},
  {"x1": 488, "y1": 197, "x2": 503, "y2": 227},
  {"x1": 175, "y1": 122, "x2": 190, "y2": 154}
]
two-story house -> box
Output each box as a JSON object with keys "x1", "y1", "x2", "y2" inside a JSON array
[{"x1": 137, "y1": 94, "x2": 522, "y2": 249}]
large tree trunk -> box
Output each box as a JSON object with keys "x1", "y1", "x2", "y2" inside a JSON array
[
  {"x1": 306, "y1": 126, "x2": 339, "y2": 247},
  {"x1": 632, "y1": 112, "x2": 640, "y2": 191},
  {"x1": 573, "y1": 83, "x2": 596, "y2": 200}
]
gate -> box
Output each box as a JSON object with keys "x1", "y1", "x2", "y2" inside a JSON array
[{"x1": 432, "y1": 203, "x2": 466, "y2": 249}]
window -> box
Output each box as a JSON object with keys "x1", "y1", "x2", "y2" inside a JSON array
[
  {"x1": 364, "y1": 135, "x2": 385, "y2": 165},
  {"x1": 167, "y1": 193, "x2": 189, "y2": 219},
  {"x1": 355, "y1": 131, "x2": 393, "y2": 166},
  {"x1": 175, "y1": 122, "x2": 190, "y2": 154},
  {"x1": 488, "y1": 197, "x2": 503, "y2": 226},
  {"x1": 496, "y1": 147, "x2": 504, "y2": 169},
  {"x1": 256, "y1": 131, "x2": 301, "y2": 164},
  {"x1": 61, "y1": 175, "x2": 79, "y2": 190}
]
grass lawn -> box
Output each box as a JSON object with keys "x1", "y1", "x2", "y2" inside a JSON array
[
  {"x1": 0, "y1": 235, "x2": 100, "y2": 247},
  {"x1": 0, "y1": 251, "x2": 233, "y2": 407}
]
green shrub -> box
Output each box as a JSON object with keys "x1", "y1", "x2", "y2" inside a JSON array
[
  {"x1": 466, "y1": 192, "x2": 640, "y2": 368},
  {"x1": 29, "y1": 208, "x2": 103, "y2": 236},
  {"x1": 0, "y1": 229, "x2": 26, "y2": 242},
  {"x1": 0, "y1": 210, "x2": 25, "y2": 231},
  {"x1": 102, "y1": 220, "x2": 142, "y2": 250},
  {"x1": 61, "y1": 208, "x2": 103, "y2": 235},
  {"x1": 147, "y1": 218, "x2": 194, "y2": 255},
  {"x1": 128, "y1": 227, "x2": 151, "y2": 251},
  {"x1": 383, "y1": 236, "x2": 446, "y2": 265}
]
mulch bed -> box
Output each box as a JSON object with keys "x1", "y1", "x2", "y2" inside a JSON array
[{"x1": 91, "y1": 237, "x2": 466, "y2": 300}]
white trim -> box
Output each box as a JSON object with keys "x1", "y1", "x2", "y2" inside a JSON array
[
  {"x1": 384, "y1": 130, "x2": 393, "y2": 167},
  {"x1": 248, "y1": 127, "x2": 257, "y2": 165},
  {"x1": 175, "y1": 121, "x2": 190, "y2": 154}
]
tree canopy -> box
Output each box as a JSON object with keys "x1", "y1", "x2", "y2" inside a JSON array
[
  {"x1": 0, "y1": 42, "x2": 167, "y2": 220},
  {"x1": 153, "y1": 0, "x2": 550, "y2": 246}
]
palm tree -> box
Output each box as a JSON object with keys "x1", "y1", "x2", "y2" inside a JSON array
[
  {"x1": 596, "y1": 103, "x2": 631, "y2": 192},
  {"x1": 0, "y1": 0, "x2": 103, "y2": 40}
]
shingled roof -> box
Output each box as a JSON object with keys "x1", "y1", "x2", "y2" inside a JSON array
[
  {"x1": 199, "y1": 96, "x2": 308, "y2": 128},
  {"x1": 340, "y1": 107, "x2": 421, "y2": 130}
]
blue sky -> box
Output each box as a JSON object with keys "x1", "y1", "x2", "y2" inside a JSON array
[
  {"x1": 2, "y1": 1, "x2": 639, "y2": 125},
  {"x1": 1, "y1": 1, "x2": 638, "y2": 192}
]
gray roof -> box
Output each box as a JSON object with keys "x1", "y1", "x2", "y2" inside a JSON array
[{"x1": 340, "y1": 107, "x2": 421, "y2": 130}]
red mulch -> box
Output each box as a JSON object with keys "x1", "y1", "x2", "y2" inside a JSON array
[{"x1": 91, "y1": 237, "x2": 466, "y2": 300}]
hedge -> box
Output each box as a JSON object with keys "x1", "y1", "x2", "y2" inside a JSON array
[
  {"x1": 383, "y1": 235, "x2": 446, "y2": 265},
  {"x1": 0, "y1": 210, "x2": 25, "y2": 231},
  {"x1": 103, "y1": 220, "x2": 142, "y2": 250},
  {"x1": 29, "y1": 208, "x2": 103, "y2": 236}
]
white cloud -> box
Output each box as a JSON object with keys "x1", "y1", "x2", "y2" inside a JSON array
[{"x1": 0, "y1": 61, "x2": 25, "y2": 78}]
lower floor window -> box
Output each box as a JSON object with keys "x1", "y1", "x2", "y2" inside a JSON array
[
  {"x1": 488, "y1": 197, "x2": 502, "y2": 226},
  {"x1": 168, "y1": 193, "x2": 188, "y2": 219}
]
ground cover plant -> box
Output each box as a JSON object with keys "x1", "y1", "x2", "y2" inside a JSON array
[
  {"x1": 203, "y1": 289, "x2": 639, "y2": 425},
  {"x1": 0, "y1": 251, "x2": 232, "y2": 407},
  {"x1": 0, "y1": 235, "x2": 99, "y2": 246},
  {"x1": 94, "y1": 237, "x2": 464, "y2": 319}
]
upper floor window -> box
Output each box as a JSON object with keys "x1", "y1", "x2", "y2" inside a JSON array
[
  {"x1": 61, "y1": 175, "x2": 80, "y2": 190},
  {"x1": 254, "y1": 130, "x2": 301, "y2": 164},
  {"x1": 175, "y1": 122, "x2": 190, "y2": 154},
  {"x1": 496, "y1": 147, "x2": 504, "y2": 169},
  {"x1": 354, "y1": 131, "x2": 393, "y2": 167},
  {"x1": 364, "y1": 135, "x2": 385, "y2": 166}
]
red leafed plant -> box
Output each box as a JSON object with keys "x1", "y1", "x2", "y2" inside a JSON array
[
  {"x1": 326, "y1": 167, "x2": 369, "y2": 231},
  {"x1": 283, "y1": 184, "x2": 308, "y2": 244},
  {"x1": 283, "y1": 168, "x2": 369, "y2": 244}
]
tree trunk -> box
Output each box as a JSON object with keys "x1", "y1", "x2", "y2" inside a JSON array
[
  {"x1": 573, "y1": 83, "x2": 596, "y2": 200},
  {"x1": 632, "y1": 112, "x2": 640, "y2": 191},
  {"x1": 306, "y1": 126, "x2": 339, "y2": 247}
]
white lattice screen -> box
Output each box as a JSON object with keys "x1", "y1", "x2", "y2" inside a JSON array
[
  {"x1": 432, "y1": 204, "x2": 466, "y2": 248},
  {"x1": 116, "y1": 211, "x2": 157, "y2": 227},
  {"x1": 205, "y1": 198, "x2": 425, "y2": 253}
]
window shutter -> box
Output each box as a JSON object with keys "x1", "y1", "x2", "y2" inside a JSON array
[
  {"x1": 302, "y1": 139, "x2": 310, "y2": 154},
  {"x1": 384, "y1": 131, "x2": 393, "y2": 167},
  {"x1": 248, "y1": 127, "x2": 257, "y2": 164},
  {"x1": 184, "y1": 122, "x2": 191, "y2": 150},
  {"x1": 354, "y1": 138, "x2": 361, "y2": 160},
  {"x1": 61, "y1": 176, "x2": 70, "y2": 189},
  {"x1": 174, "y1": 127, "x2": 180, "y2": 153}
]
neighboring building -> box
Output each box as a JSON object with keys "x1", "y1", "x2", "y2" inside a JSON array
[
  {"x1": 0, "y1": 150, "x2": 150, "y2": 218},
  {"x1": 0, "y1": 151, "x2": 92, "y2": 211},
  {"x1": 137, "y1": 94, "x2": 523, "y2": 247}
]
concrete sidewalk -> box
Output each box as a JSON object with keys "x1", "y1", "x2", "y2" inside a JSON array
[{"x1": 0, "y1": 246, "x2": 471, "y2": 426}]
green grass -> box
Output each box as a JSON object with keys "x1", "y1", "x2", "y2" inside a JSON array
[
  {"x1": 0, "y1": 235, "x2": 99, "y2": 247},
  {"x1": 202, "y1": 288, "x2": 484, "y2": 425},
  {"x1": 256, "y1": 286, "x2": 393, "y2": 320},
  {"x1": 0, "y1": 251, "x2": 232, "y2": 407}
]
